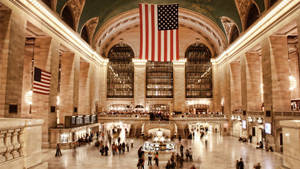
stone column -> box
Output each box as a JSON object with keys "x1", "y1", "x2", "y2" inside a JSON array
[
  {"x1": 133, "y1": 60, "x2": 146, "y2": 108},
  {"x1": 99, "y1": 62, "x2": 108, "y2": 111},
  {"x1": 0, "y1": 6, "x2": 11, "y2": 117},
  {"x1": 79, "y1": 60, "x2": 90, "y2": 114},
  {"x1": 262, "y1": 36, "x2": 291, "y2": 112},
  {"x1": 4, "y1": 7, "x2": 26, "y2": 117},
  {"x1": 289, "y1": 50, "x2": 300, "y2": 99},
  {"x1": 241, "y1": 52, "x2": 262, "y2": 112},
  {"x1": 229, "y1": 61, "x2": 242, "y2": 111},
  {"x1": 59, "y1": 52, "x2": 76, "y2": 123},
  {"x1": 212, "y1": 63, "x2": 221, "y2": 112},
  {"x1": 89, "y1": 63, "x2": 100, "y2": 114},
  {"x1": 261, "y1": 36, "x2": 291, "y2": 151},
  {"x1": 48, "y1": 39, "x2": 60, "y2": 128},
  {"x1": 219, "y1": 63, "x2": 231, "y2": 115},
  {"x1": 173, "y1": 60, "x2": 186, "y2": 112},
  {"x1": 31, "y1": 36, "x2": 52, "y2": 148}
]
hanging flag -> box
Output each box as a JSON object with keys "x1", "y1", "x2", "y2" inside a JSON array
[
  {"x1": 33, "y1": 67, "x2": 51, "y2": 95},
  {"x1": 139, "y1": 3, "x2": 179, "y2": 62}
]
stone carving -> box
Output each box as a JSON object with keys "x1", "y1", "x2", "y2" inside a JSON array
[
  {"x1": 220, "y1": 16, "x2": 240, "y2": 43},
  {"x1": 234, "y1": 0, "x2": 254, "y2": 30},
  {"x1": 65, "y1": 0, "x2": 86, "y2": 30}
]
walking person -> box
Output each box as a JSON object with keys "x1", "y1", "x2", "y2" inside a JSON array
[
  {"x1": 147, "y1": 152, "x2": 152, "y2": 166},
  {"x1": 254, "y1": 162, "x2": 261, "y2": 169},
  {"x1": 154, "y1": 152, "x2": 159, "y2": 167},
  {"x1": 180, "y1": 144, "x2": 184, "y2": 157},
  {"x1": 126, "y1": 142, "x2": 130, "y2": 152},
  {"x1": 238, "y1": 158, "x2": 245, "y2": 169},
  {"x1": 236, "y1": 160, "x2": 240, "y2": 169},
  {"x1": 55, "y1": 143, "x2": 62, "y2": 157}
]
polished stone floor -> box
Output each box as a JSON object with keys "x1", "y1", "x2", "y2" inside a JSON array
[{"x1": 47, "y1": 134, "x2": 283, "y2": 169}]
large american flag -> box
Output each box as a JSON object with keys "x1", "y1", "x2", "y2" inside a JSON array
[
  {"x1": 33, "y1": 67, "x2": 51, "y2": 95},
  {"x1": 139, "y1": 4, "x2": 179, "y2": 62}
]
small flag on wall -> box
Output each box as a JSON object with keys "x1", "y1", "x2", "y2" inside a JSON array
[
  {"x1": 33, "y1": 67, "x2": 51, "y2": 95},
  {"x1": 139, "y1": 3, "x2": 179, "y2": 62}
]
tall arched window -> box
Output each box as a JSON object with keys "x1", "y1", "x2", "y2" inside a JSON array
[
  {"x1": 81, "y1": 26, "x2": 89, "y2": 43},
  {"x1": 245, "y1": 4, "x2": 260, "y2": 29},
  {"x1": 229, "y1": 25, "x2": 239, "y2": 43},
  {"x1": 107, "y1": 43, "x2": 134, "y2": 98},
  {"x1": 146, "y1": 61, "x2": 173, "y2": 98},
  {"x1": 185, "y1": 43, "x2": 212, "y2": 98},
  {"x1": 61, "y1": 6, "x2": 74, "y2": 29}
]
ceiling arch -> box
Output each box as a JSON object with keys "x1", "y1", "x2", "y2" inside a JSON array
[
  {"x1": 95, "y1": 8, "x2": 227, "y2": 58},
  {"x1": 56, "y1": 0, "x2": 253, "y2": 34}
]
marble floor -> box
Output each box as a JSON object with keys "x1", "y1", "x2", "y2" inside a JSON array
[{"x1": 47, "y1": 134, "x2": 283, "y2": 169}]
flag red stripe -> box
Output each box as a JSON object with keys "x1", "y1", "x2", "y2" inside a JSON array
[
  {"x1": 176, "y1": 29, "x2": 179, "y2": 60},
  {"x1": 38, "y1": 80, "x2": 50, "y2": 85},
  {"x1": 151, "y1": 5, "x2": 155, "y2": 61},
  {"x1": 41, "y1": 73, "x2": 51, "y2": 78},
  {"x1": 158, "y1": 31, "x2": 161, "y2": 62},
  {"x1": 170, "y1": 30, "x2": 173, "y2": 61},
  {"x1": 164, "y1": 31, "x2": 167, "y2": 62},
  {"x1": 33, "y1": 82, "x2": 50, "y2": 89},
  {"x1": 145, "y1": 4, "x2": 149, "y2": 60},
  {"x1": 41, "y1": 77, "x2": 50, "y2": 81},
  {"x1": 33, "y1": 86, "x2": 50, "y2": 92},
  {"x1": 33, "y1": 90, "x2": 49, "y2": 95},
  {"x1": 139, "y1": 4, "x2": 143, "y2": 59}
]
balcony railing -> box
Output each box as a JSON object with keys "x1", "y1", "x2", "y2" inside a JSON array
[{"x1": 0, "y1": 118, "x2": 45, "y2": 168}]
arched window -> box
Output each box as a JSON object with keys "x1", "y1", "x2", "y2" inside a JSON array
[
  {"x1": 229, "y1": 25, "x2": 239, "y2": 43},
  {"x1": 42, "y1": 0, "x2": 52, "y2": 8},
  {"x1": 61, "y1": 6, "x2": 74, "y2": 29},
  {"x1": 245, "y1": 4, "x2": 260, "y2": 29},
  {"x1": 81, "y1": 26, "x2": 89, "y2": 43},
  {"x1": 146, "y1": 61, "x2": 173, "y2": 98},
  {"x1": 185, "y1": 43, "x2": 212, "y2": 98},
  {"x1": 107, "y1": 43, "x2": 134, "y2": 98}
]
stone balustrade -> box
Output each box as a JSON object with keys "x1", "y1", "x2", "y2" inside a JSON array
[{"x1": 0, "y1": 118, "x2": 47, "y2": 169}]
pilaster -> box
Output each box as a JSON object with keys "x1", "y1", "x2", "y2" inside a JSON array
[
  {"x1": 133, "y1": 59, "x2": 147, "y2": 108},
  {"x1": 173, "y1": 59, "x2": 186, "y2": 112}
]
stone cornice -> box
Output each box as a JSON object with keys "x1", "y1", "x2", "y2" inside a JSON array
[
  {"x1": 212, "y1": 0, "x2": 300, "y2": 65},
  {"x1": 9, "y1": 0, "x2": 108, "y2": 65}
]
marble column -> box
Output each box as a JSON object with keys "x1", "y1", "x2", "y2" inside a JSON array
[
  {"x1": 241, "y1": 52, "x2": 262, "y2": 112},
  {"x1": 262, "y1": 36, "x2": 291, "y2": 112},
  {"x1": 133, "y1": 60, "x2": 146, "y2": 108},
  {"x1": 3, "y1": 7, "x2": 26, "y2": 117},
  {"x1": 89, "y1": 63, "x2": 100, "y2": 114},
  {"x1": 99, "y1": 62, "x2": 108, "y2": 111},
  {"x1": 212, "y1": 63, "x2": 221, "y2": 112},
  {"x1": 31, "y1": 36, "x2": 52, "y2": 148},
  {"x1": 48, "y1": 39, "x2": 60, "y2": 128},
  {"x1": 0, "y1": 6, "x2": 11, "y2": 117},
  {"x1": 79, "y1": 60, "x2": 90, "y2": 115},
  {"x1": 219, "y1": 63, "x2": 231, "y2": 115},
  {"x1": 229, "y1": 61, "x2": 242, "y2": 112},
  {"x1": 173, "y1": 60, "x2": 186, "y2": 112},
  {"x1": 261, "y1": 36, "x2": 291, "y2": 151},
  {"x1": 59, "y1": 52, "x2": 77, "y2": 123}
]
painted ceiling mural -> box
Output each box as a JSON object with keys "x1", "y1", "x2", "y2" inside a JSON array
[{"x1": 56, "y1": 0, "x2": 266, "y2": 34}]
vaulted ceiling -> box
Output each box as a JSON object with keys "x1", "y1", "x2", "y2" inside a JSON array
[{"x1": 43, "y1": 0, "x2": 278, "y2": 56}]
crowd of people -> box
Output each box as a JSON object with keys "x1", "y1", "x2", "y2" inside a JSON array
[{"x1": 54, "y1": 126, "x2": 265, "y2": 169}]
